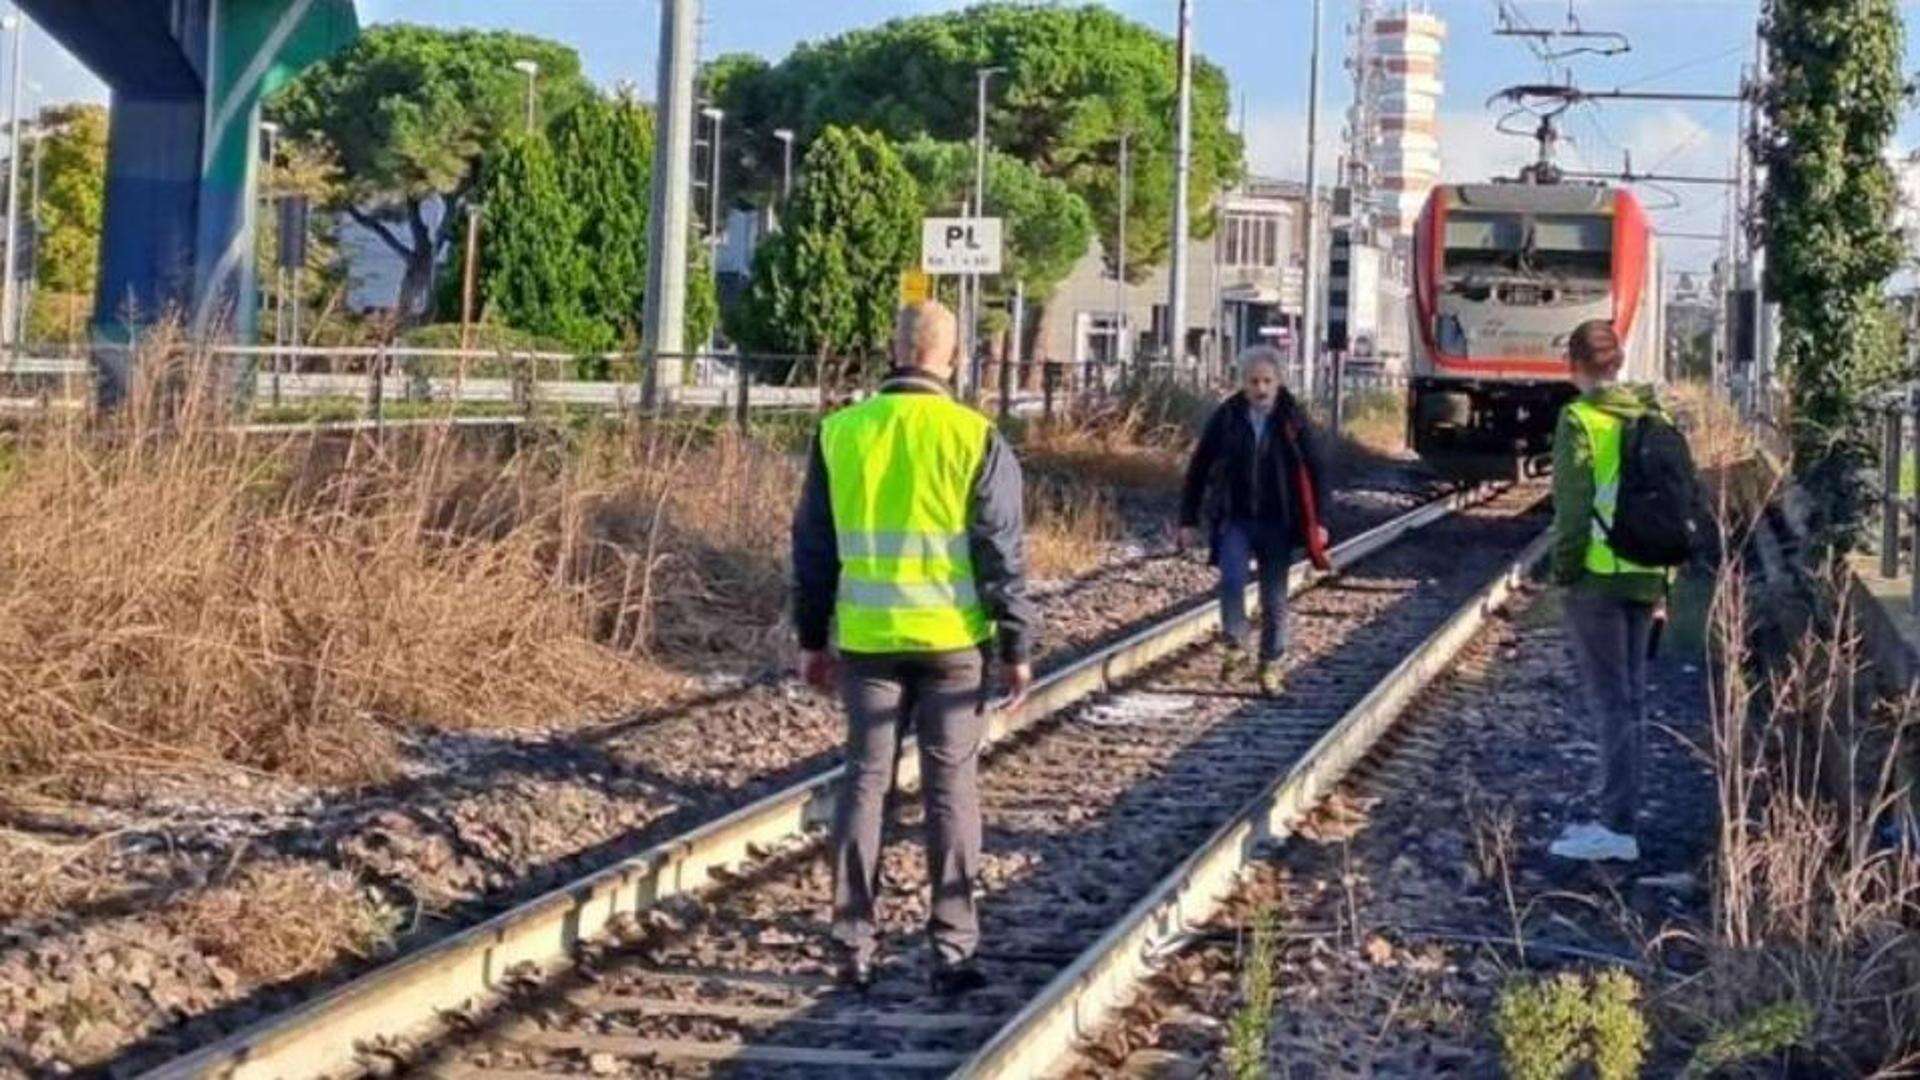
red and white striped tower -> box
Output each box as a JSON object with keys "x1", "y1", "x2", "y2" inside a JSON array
[{"x1": 1370, "y1": 4, "x2": 1446, "y2": 237}]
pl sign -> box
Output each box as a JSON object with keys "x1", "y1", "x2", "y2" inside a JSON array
[{"x1": 922, "y1": 217, "x2": 1004, "y2": 275}]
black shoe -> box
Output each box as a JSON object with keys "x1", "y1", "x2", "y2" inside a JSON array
[
  {"x1": 838, "y1": 953, "x2": 874, "y2": 991},
  {"x1": 930, "y1": 961, "x2": 988, "y2": 997}
]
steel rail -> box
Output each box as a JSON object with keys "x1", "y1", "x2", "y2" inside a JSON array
[
  {"x1": 138, "y1": 484, "x2": 1500, "y2": 1080},
  {"x1": 954, "y1": 529, "x2": 1552, "y2": 1079}
]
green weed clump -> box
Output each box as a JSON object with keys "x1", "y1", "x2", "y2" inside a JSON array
[
  {"x1": 1496, "y1": 969, "x2": 1649, "y2": 1080},
  {"x1": 1224, "y1": 913, "x2": 1279, "y2": 1080},
  {"x1": 1681, "y1": 1000, "x2": 1814, "y2": 1079}
]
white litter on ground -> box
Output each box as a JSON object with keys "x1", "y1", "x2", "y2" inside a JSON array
[{"x1": 1079, "y1": 692, "x2": 1201, "y2": 728}]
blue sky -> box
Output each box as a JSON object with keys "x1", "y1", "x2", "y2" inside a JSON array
[{"x1": 22, "y1": 1, "x2": 1920, "y2": 271}]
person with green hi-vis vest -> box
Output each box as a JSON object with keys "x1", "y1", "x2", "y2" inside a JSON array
[
  {"x1": 791, "y1": 301, "x2": 1035, "y2": 997},
  {"x1": 1547, "y1": 319, "x2": 1670, "y2": 864}
]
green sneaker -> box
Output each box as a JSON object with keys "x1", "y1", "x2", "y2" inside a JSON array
[
  {"x1": 1220, "y1": 645, "x2": 1249, "y2": 683},
  {"x1": 1257, "y1": 662, "x2": 1283, "y2": 698}
]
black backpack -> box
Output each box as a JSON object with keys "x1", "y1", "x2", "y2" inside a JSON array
[{"x1": 1598, "y1": 412, "x2": 1703, "y2": 568}]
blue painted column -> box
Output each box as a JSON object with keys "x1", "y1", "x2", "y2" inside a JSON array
[{"x1": 18, "y1": 0, "x2": 356, "y2": 401}]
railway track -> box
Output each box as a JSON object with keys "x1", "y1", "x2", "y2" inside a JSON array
[{"x1": 142, "y1": 483, "x2": 1544, "y2": 1080}]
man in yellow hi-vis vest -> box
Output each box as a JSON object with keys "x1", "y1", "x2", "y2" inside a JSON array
[
  {"x1": 791, "y1": 301, "x2": 1034, "y2": 995},
  {"x1": 1548, "y1": 320, "x2": 1669, "y2": 864}
]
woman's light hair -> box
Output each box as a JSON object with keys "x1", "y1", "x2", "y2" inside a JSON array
[{"x1": 1236, "y1": 345, "x2": 1287, "y2": 379}]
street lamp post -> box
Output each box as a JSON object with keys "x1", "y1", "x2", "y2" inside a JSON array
[
  {"x1": 968, "y1": 65, "x2": 1006, "y2": 401},
  {"x1": 512, "y1": 59, "x2": 540, "y2": 132},
  {"x1": 773, "y1": 128, "x2": 795, "y2": 204},
  {"x1": 0, "y1": 10, "x2": 25, "y2": 354}
]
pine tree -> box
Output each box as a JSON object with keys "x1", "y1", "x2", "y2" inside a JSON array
[
  {"x1": 479, "y1": 131, "x2": 599, "y2": 348},
  {"x1": 737, "y1": 126, "x2": 920, "y2": 368},
  {"x1": 471, "y1": 97, "x2": 717, "y2": 352}
]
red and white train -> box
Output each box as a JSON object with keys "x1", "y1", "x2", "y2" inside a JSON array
[{"x1": 1408, "y1": 182, "x2": 1664, "y2": 480}]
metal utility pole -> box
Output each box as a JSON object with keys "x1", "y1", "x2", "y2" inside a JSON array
[
  {"x1": 1747, "y1": 26, "x2": 1768, "y2": 416},
  {"x1": 1300, "y1": 0, "x2": 1325, "y2": 406},
  {"x1": 702, "y1": 106, "x2": 725, "y2": 355},
  {"x1": 641, "y1": 0, "x2": 700, "y2": 407},
  {"x1": 20, "y1": 116, "x2": 36, "y2": 345},
  {"x1": 1003, "y1": 278, "x2": 1024, "y2": 421},
  {"x1": 459, "y1": 206, "x2": 482, "y2": 353},
  {"x1": 260, "y1": 120, "x2": 280, "y2": 356},
  {"x1": 1115, "y1": 129, "x2": 1130, "y2": 365},
  {"x1": 513, "y1": 59, "x2": 540, "y2": 132},
  {"x1": 968, "y1": 66, "x2": 1005, "y2": 400},
  {"x1": 1167, "y1": 0, "x2": 1194, "y2": 367},
  {"x1": 774, "y1": 128, "x2": 795, "y2": 204},
  {"x1": 702, "y1": 107, "x2": 725, "y2": 239},
  {"x1": 0, "y1": 10, "x2": 24, "y2": 355}
]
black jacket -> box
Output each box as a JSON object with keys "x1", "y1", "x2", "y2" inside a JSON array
[
  {"x1": 1179, "y1": 389, "x2": 1329, "y2": 538},
  {"x1": 791, "y1": 371, "x2": 1036, "y2": 663}
]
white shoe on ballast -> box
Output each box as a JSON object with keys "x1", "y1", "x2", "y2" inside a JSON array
[{"x1": 1549, "y1": 822, "x2": 1640, "y2": 862}]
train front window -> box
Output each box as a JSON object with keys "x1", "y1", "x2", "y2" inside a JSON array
[
  {"x1": 1443, "y1": 212, "x2": 1524, "y2": 272},
  {"x1": 1531, "y1": 214, "x2": 1612, "y2": 280},
  {"x1": 1444, "y1": 210, "x2": 1612, "y2": 282}
]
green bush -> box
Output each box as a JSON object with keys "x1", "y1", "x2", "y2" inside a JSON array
[
  {"x1": 1497, "y1": 974, "x2": 1589, "y2": 1080},
  {"x1": 1496, "y1": 969, "x2": 1649, "y2": 1080},
  {"x1": 1590, "y1": 970, "x2": 1651, "y2": 1080}
]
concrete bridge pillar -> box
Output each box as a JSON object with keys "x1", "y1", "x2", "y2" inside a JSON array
[{"x1": 17, "y1": 0, "x2": 355, "y2": 401}]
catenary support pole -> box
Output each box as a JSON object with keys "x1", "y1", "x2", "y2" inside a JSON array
[
  {"x1": 1115, "y1": 129, "x2": 1129, "y2": 366},
  {"x1": 1, "y1": 11, "x2": 25, "y2": 355},
  {"x1": 641, "y1": 0, "x2": 699, "y2": 408},
  {"x1": 1166, "y1": 0, "x2": 1194, "y2": 369},
  {"x1": 1301, "y1": 0, "x2": 1325, "y2": 407}
]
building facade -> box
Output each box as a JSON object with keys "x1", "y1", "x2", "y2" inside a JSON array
[{"x1": 1039, "y1": 177, "x2": 1312, "y2": 371}]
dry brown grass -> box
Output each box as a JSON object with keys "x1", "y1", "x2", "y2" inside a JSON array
[
  {"x1": 1020, "y1": 377, "x2": 1207, "y2": 494},
  {"x1": 1663, "y1": 456, "x2": 1920, "y2": 1073},
  {"x1": 164, "y1": 860, "x2": 398, "y2": 985},
  {"x1": 0, "y1": 344, "x2": 799, "y2": 796},
  {"x1": 1026, "y1": 475, "x2": 1124, "y2": 580},
  {"x1": 1339, "y1": 388, "x2": 1409, "y2": 459},
  {"x1": 1671, "y1": 381, "x2": 1764, "y2": 472}
]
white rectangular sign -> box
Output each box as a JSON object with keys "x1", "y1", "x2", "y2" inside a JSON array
[{"x1": 922, "y1": 217, "x2": 1004, "y2": 275}]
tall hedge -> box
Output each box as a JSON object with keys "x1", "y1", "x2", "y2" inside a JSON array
[
  {"x1": 1761, "y1": 0, "x2": 1909, "y2": 529},
  {"x1": 472, "y1": 97, "x2": 716, "y2": 353},
  {"x1": 736, "y1": 126, "x2": 920, "y2": 366}
]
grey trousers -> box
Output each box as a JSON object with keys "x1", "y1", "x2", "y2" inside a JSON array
[
  {"x1": 831, "y1": 648, "x2": 986, "y2": 967},
  {"x1": 1563, "y1": 589, "x2": 1656, "y2": 835}
]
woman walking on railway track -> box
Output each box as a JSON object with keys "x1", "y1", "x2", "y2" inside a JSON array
[
  {"x1": 1548, "y1": 319, "x2": 1681, "y2": 864},
  {"x1": 1178, "y1": 345, "x2": 1331, "y2": 697}
]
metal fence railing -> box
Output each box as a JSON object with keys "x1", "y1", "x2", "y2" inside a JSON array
[
  {"x1": 1871, "y1": 387, "x2": 1920, "y2": 613},
  {"x1": 0, "y1": 342, "x2": 1412, "y2": 437}
]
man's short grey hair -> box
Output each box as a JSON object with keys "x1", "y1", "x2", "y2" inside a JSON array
[
  {"x1": 1236, "y1": 345, "x2": 1288, "y2": 378},
  {"x1": 894, "y1": 301, "x2": 958, "y2": 369}
]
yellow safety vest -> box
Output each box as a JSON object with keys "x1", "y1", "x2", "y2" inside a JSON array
[
  {"x1": 820, "y1": 390, "x2": 994, "y2": 654},
  {"x1": 1567, "y1": 399, "x2": 1661, "y2": 577}
]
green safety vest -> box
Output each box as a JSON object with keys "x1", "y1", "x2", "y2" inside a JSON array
[
  {"x1": 1566, "y1": 399, "x2": 1661, "y2": 578},
  {"x1": 820, "y1": 390, "x2": 994, "y2": 654}
]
